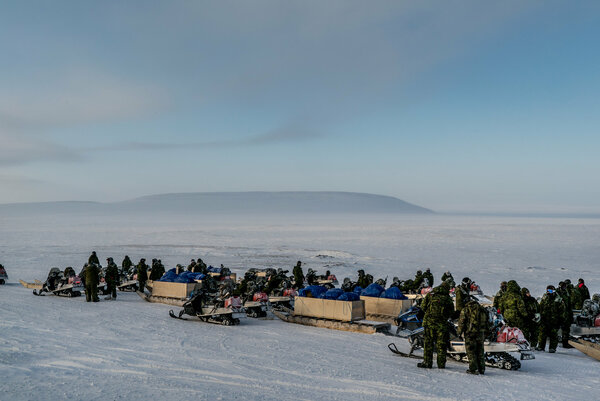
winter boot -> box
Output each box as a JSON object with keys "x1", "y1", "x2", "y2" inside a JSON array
[
  {"x1": 465, "y1": 370, "x2": 479, "y2": 375},
  {"x1": 562, "y1": 342, "x2": 574, "y2": 349},
  {"x1": 549, "y1": 348, "x2": 556, "y2": 353},
  {"x1": 417, "y1": 362, "x2": 432, "y2": 369}
]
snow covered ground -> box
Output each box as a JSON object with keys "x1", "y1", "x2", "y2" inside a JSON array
[{"x1": 1, "y1": 212, "x2": 600, "y2": 400}]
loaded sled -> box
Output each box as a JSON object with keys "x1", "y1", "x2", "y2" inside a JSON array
[
  {"x1": 29, "y1": 267, "x2": 84, "y2": 297},
  {"x1": 169, "y1": 291, "x2": 246, "y2": 325}
]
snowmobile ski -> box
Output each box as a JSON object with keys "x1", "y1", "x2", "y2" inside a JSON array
[
  {"x1": 169, "y1": 309, "x2": 188, "y2": 320},
  {"x1": 388, "y1": 343, "x2": 422, "y2": 359}
]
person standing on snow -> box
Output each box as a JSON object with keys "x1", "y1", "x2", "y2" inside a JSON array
[
  {"x1": 122, "y1": 255, "x2": 133, "y2": 274},
  {"x1": 458, "y1": 296, "x2": 489, "y2": 375},
  {"x1": 498, "y1": 280, "x2": 527, "y2": 330},
  {"x1": 557, "y1": 281, "x2": 574, "y2": 349},
  {"x1": 521, "y1": 287, "x2": 540, "y2": 348},
  {"x1": 88, "y1": 251, "x2": 100, "y2": 267},
  {"x1": 84, "y1": 263, "x2": 100, "y2": 302},
  {"x1": 104, "y1": 257, "x2": 119, "y2": 300},
  {"x1": 493, "y1": 281, "x2": 508, "y2": 311},
  {"x1": 454, "y1": 277, "x2": 471, "y2": 319},
  {"x1": 418, "y1": 283, "x2": 454, "y2": 369},
  {"x1": 537, "y1": 285, "x2": 565, "y2": 353},
  {"x1": 293, "y1": 261, "x2": 305, "y2": 290},
  {"x1": 136, "y1": 258, "x2": 148, "y2": 294},
  {"x1": 576, "y1": 278, "x2": 590, "y2": 309}
]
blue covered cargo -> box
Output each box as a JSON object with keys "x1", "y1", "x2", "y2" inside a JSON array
[
  {"x1": 298, "y1": 285, "x2": 328, "y2": 298},
  {"x1": 337, "y1": 292, "x2": 360, "y2": 301},
  {"x1": 380, "y1": 286, "x2": 408, "y2": 300},
  {"x1": 361, "y1": 283, "x2": 385, "y2": 297}
]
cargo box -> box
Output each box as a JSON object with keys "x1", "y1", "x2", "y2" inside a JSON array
[
  {"x1": 293, "y1": 297, "x2": 364, "y2": 322},
  {"x1": 360, "y1": 296, "x2": 412, "y2": 319},
  {"x1": 149, "y1": 280, "x2": 202, "y2": 299}
]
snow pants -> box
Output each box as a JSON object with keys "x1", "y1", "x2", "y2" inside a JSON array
[
  {"x1": 423, "y1": 325, "x2": 449, "y2": 368},
  {"x1": 464, "y1": 336, "x2": 485, "y2": 374},
  {"x1": 537, "y1": 324, "x2": 558, "y2": 351},
  {"x1": 85, "y1": 283, "x2": 99, "y2": 302}
]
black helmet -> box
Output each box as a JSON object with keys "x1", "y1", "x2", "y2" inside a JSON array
[
  {"x1": 357, "y1": 269, "x2": 365, "y2": 276},
  {"x1": 462, "y1": 277, "x2": 471, "y2": 285}
]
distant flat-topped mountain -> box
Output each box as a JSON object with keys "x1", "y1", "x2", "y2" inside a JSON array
[{"x1": 0, "y1": 191, "x2": 434, "y2": 214}]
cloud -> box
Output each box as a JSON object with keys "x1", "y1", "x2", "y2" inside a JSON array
[
  {"x1": 0, "y1": 67, "x2": 167, "y2": 130},
  {"x1": 0, "y1": 173, "x2": 44, "y2": 186},
  {"x1": 84, "y1": 122, "x2": 323, "y2": 152},
  {"x1": 0, "y1": 131, "x2": 81, "y2": 166}
]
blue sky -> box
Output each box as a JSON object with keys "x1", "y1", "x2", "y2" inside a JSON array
[{"x1": 1, "y1": 1, "x2": 598, "y2": 213}]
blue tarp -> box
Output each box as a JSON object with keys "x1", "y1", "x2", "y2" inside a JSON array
[
  {"x1": 337, "y1": 292, "x2": 360, "y2": 301},
  {"x1": 207, "y1": 265, "x2": 220, "y2": 273},
  {"x1": 380, "y1": 286, "x2": 408, "y2": 300},
  {"x1": 159, "y1": 269, "x2": 206, "y2": 283},
  {"x1": 361, "y1": 283, "x2": 385, "y2": 297},
  {"x1": 353, "y1": 286, "x2": 363, "y2": 295},
  {"x1": 174, "y1": 272, "x2": 206, "y2": 283},
  {"x1": 298, "y1": 285, "x2": 328, "y2": 298},
  {"x1": 158, "y1": 268, "x2": 178, "y2": 282},
  {"x1": 320, "y1": 288, "x2": 345, "y2": 300}
]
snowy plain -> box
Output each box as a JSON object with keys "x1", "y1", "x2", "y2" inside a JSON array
[{"x1": 1, "y1": 212, "x2": 600, "y2": 400}]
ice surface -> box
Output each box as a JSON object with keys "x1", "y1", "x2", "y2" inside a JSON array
[{"x1": 1, "y1": 213, "x2": 599, "y2": 400}]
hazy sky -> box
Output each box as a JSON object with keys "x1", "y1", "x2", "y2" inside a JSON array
[{"x1": 1, "y1": 1, "x2": 599, "y2": 213}]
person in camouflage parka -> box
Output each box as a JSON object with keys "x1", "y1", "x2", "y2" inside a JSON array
[
  {"x1": 136, "y1": 258, "x2": 148, "y2": 293},
  {"x1": 441, "y1": 271, "x2": 455, "y2": 288},
  {"x1": 121, "y1": 255, "x2": 133, "y2": 273},
  {"x1": 566, "y1": 279, "x2": 582, "y2": 310},
  {"x1": 422, "y1": 268, "x2": 434, "y2": 288},
  {"x1": 293, "y1": 261, "x2": 305, "y2": 290},
  {"x1": 457, "y1": 297, "x2": 489, "y2": 374},
  {"x1": 418, "y1": 284, "x2": 455, "y2": 369},
  {"x1": 521, "y1": 287, "x2": 539, "y2": 348},
  {"x1": 537, "y1": 285, "x2": 565, "y2": 352},
  {"x1": 493, "y1": 281, "x2": 507, "y2": 311},
  {"x1": 149, "y1": 259, "x2": 165, "y2": 281},
  {"x1": 84, "y1": 263, "x2": 100, "y2": 302},
  {"x1": 104, "y1": 257, "x2": 119, "y2": 299},
  {"x1": 499, "y1": 280, "x2": 527, "y2": 330},
  {"x1": 557, "y1": 281, "x2": 574, "y2": 348},
  {"x1": 454, "y1": 277, "x2": 471, "y2": 319}
]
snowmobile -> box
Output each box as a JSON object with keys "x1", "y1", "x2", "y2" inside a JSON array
[
  {"x1": 0, "y1": 264, "x2": 8, "y2": 284},
  {"x1": 389, "y1": 306, "x2": 534, "y2": 370},
  {"x1": 244, "y1": 292, "x2": 269, "y2": 318},
  {"x1": 169, "y1": 289, "x2": 245, "y2": 325},
  {"x1": 394, "y1": 305, "x2": 424, "y2": 333},
  {"x1": 33, "y1": 267, "x2": 84, "y2": 297},
  {"x1": 316, "y1": 273, "x2": 339, "y2": 289},
  {"x1": 117, "y1": 267, "x2": 139, "y2": 292},
  {"x1": 240, "y1": 279, "x2": 269, "y2": 318},
  {"x1": 567, "y1": 296, "x2": 600, "y2": 341}
]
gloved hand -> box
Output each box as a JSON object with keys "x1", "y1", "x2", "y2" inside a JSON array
[{"x1": 534, "y1": 313, "x2": 541, "y2": 323}]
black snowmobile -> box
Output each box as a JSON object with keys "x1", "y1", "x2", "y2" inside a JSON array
[
  {"x1": 170, "y1": 288, "x2": 245, "y2": 325},
  {"x1": 33, "y1": 267, "x2": 84, "y2": 297},
  {"x1": 117, "y1": 267, "x2": 139, "y2": 292}
]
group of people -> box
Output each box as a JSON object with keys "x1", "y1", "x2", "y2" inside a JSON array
[
  {"x1": 418, "y1": 272, "x2": 592, "y2": 375},
  {"x1": 78, "y1": 252, "x2": 167, "y2": 302}
]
